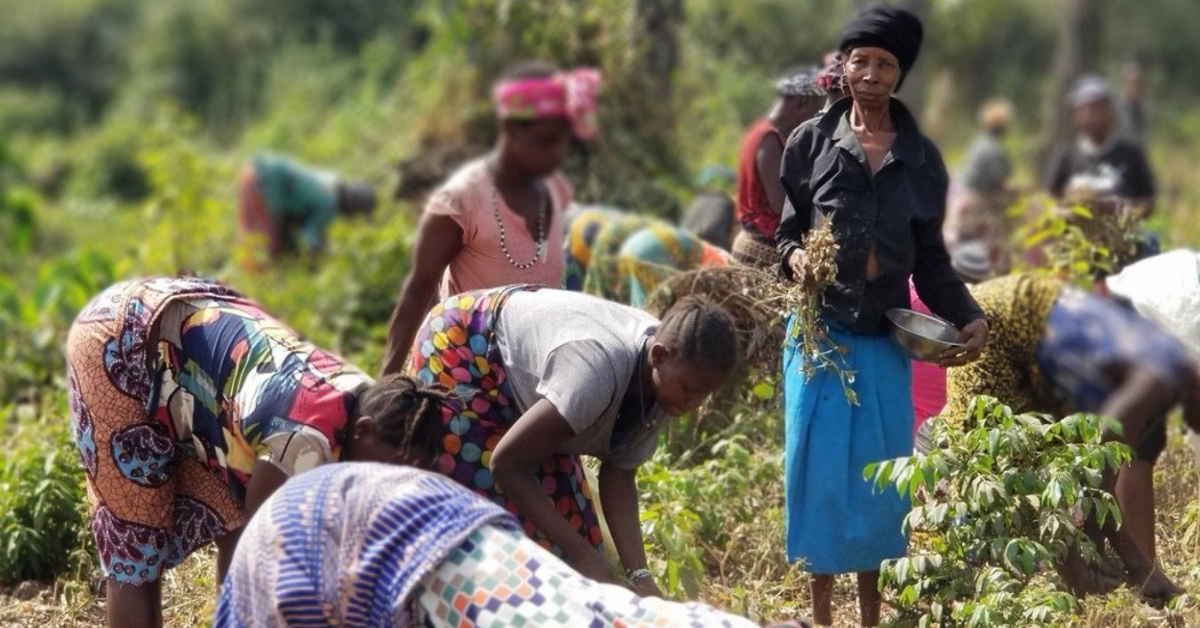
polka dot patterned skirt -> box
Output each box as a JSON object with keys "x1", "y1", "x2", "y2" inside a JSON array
[{"x1": 409, "y1": 285, "x2": 605, "y2": 555}]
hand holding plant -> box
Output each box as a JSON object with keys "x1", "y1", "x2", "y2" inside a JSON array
[{"x1": 788, "y1": 214, "x2": 857, "y2": 405}]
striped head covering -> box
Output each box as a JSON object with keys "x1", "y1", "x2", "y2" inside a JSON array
[{"x1": 215, "y1": 462, "x2": 519, "y2": 627}]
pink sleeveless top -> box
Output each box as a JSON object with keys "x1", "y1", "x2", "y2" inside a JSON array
[{"x1": 425, "y1": 159, "x2": 571, "y2": 297}]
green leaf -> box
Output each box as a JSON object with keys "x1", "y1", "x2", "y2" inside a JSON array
[{"x1": 750, "y1": 381, "x2": 774, "y2": 399}]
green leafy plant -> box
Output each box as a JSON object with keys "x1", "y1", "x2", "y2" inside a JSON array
[
  {"x1": 638, "y1": 429, "x2": 785, "y2": 600},
  {"x1": 1011, "y1": 194, "x2": 1141, "y2": 284},
  {"x1": 136, "y1": 106, "x2": 236, "y2": 276},
  {"x1": 0, "y1": 402, "x2": 88, "y2": 585},
  {"x1": 0, "y1": 250, "x2": 117, "y2": 402},
  {"x1": 867, "y1": 396, "x2": 1132, "y2": 627}
]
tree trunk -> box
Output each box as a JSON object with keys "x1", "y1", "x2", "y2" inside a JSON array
[
  {"x1": 1037, "y1": 0, "x2": 1106, "y2": 182},
  {"x1": 632, "y1": 0, "x2": 683, "y2": 102},
  {"x1": 897, "y1": 0, "x2": 931, "y2": 120}
]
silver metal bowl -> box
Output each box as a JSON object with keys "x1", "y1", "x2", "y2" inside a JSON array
[{"x1": 886, "y1": 308, "x2": 964, "y2": 363}]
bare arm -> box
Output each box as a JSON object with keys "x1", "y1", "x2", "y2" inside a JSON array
[
  {"x1": 241, "y1": 460, "x2": 289, "y2": 523},
  {"x1": 380, "y1": 212, "x2": 464, "y2": 376},
  {"x1": 491, "y1": 399, "x2": 618, "y2": 583},
  {"x1": 755, "y1": 135, "x2": 787, "y2": 216},
  {"x1": 598, "y1": 462, "x2": 662, "y2": 597}
]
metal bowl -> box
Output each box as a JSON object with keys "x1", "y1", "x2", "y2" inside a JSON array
[{"x1": 886, "y1": 308, "x2": 964, "y2": 363}]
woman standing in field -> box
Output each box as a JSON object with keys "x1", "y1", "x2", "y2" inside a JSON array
[
  {"x1": 408, "y1": 285, "x2": 739, "y2": 597},
  {"x1": 774, "y1": 6, "x2": 988, "y2": 625},
  {"x1": 66, "y1": 276, "x2": 455, "y2": 628},
  {"x1": 381, "y1": 62, "x2": 600, "y2": 376},
  {"x1": 731, "y1": 67, "x2": 825, "y2": 269}
]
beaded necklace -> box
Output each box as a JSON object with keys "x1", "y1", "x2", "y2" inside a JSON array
[{"x1": 491, "y1": 181, "x2": 547, "y2": 270}]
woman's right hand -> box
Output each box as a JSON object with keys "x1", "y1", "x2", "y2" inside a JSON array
[{"x1": 788, "y1": 248, "x2": 812, "y2": 286}]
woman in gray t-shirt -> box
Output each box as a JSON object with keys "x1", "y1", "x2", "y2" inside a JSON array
[{"x1": 407, "y1": 285, "x2": 739, "y2": 597}]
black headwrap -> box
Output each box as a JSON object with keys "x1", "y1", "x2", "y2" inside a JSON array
[{"x1": 838, "y1": 4, "x2": 924, "y2": 92}]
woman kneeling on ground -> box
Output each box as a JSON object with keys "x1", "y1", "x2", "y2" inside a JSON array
[
  {"x1": 67, "y1": 276, "x2": 455, "y2": 628},
  {"x1": 408, "y1": 285, "x2": 740, "y2": 597},
  {"x1": 217, "y1": 462, "x2": 811, "y2": 627}
]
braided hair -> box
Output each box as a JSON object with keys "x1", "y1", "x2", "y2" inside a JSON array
[
  {"x1": 357, "y1": 374, "x2": 453, "y2": 462},
  {"x1": 656, "y1": 296, "x2": 741, "y2": 373}
]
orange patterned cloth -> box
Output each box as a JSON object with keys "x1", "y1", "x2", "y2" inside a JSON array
[
  {"x1": 67, "y1": 277, "x2": 369, "y2": 585},
  {"x1": 68, "y1": 278, "x2": 249, "y2": 584}
]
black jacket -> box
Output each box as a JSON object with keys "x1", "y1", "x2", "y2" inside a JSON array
[{"x1": 775, "y1": 97, "x2": 983, "y2": 335}]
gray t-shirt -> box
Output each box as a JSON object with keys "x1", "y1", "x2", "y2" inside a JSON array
[{"x1": 494, "y1": 289, "x2": 664, "y2": 468}]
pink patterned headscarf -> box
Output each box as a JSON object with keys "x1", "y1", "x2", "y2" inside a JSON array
[
  {"x1": 492, "y1": 68, "x2": 603, "y2": 140},
  {"x1": 816, "y1": 51, "x2": 848, "y2": 94}
]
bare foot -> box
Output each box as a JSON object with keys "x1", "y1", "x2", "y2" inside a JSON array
[
  {"x1": 1135, "y1": 567, "x2": 1184, "y2": 607},
  {"x1": 1057, "y1": 561, "x2": 1124, "y2": 597}
]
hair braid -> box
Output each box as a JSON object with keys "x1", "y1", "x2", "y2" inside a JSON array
[
  {"x1": 656, "y1": 295, "x2": 740, "y2": 373},
  {"x1": 358, "y1": 374, "x2": 453, "y2": 460}
]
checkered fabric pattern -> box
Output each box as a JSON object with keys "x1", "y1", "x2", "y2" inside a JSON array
[{"x1": 413, "y1": 525, "x2": 759, "y2": 628}]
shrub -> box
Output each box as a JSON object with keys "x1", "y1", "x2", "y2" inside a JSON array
[
  {"x1": 0, "y1": 403, "x2": 88, "y2": 585},
  {"x1": 66, "y1": 115, "x2": 153, "y2": 202},
  {"x1": 0, "y1": 249, "x2": 117, "y2": 402},
  {"x1": 639, "y1": 427, "x2": 787, "y2": 600},
  {"x1": 867, "y1": 396, "x2": 1132, "y2": 627}
]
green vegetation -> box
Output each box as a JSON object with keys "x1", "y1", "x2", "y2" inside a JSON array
[
  {"x1": 3, "y1": 0, "x2": 1200, "y2": 626},
  {"x1": 869, "y1": 397, "x2": 1130, "y2": 626}
]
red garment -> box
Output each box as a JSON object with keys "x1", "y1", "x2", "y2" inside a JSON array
[
  {"x1": 736, "y1": 118, "x2": 786, "y2": 240},
  {"x1": 909, "y1": 280, "x2": 947, "y2": 433}
]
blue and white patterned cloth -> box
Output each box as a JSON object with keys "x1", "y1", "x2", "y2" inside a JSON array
[
  {"x1": 1036, "y1": 286, "x2": 1193, "y2": 413},
  {"x1": 214, "y1": 462, "x2": 518, "y2": 627},
  {"x1": 215, "y1": 462, "x2": 763, "y2": 628}
]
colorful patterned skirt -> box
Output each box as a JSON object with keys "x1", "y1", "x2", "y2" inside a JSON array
[
  {"x1": 783, "y1": 322, "x2": 913, "y2": 574},
  {"x1": 563, "y1": 206, "x2": 623, "y2": 292},
  {"x1": 66, "y1": 277, "x2": 249, "y2": 585},
  {"x1": 582, "y1": 213, "x2": 670, "y2": 303},
  {"x1": 408, "y1": 285, "x2": 605, "y2": 554}
]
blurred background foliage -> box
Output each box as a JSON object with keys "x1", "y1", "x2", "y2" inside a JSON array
[{"x1": 2, "y1": 0, "x2": 1200, "y2": 216}]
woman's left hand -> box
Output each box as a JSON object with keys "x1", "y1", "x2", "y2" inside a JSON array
[{"x1": 938, "y1": 318, "x2": 987, "y2": 367}]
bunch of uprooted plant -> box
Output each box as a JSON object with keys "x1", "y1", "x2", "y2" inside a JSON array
[
  {"x1": 786, "y1": 214, "x2": 858, "y2": 405},
  {"x1": 644, "y1": 214, "x2": 856, "y2": 411}
]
